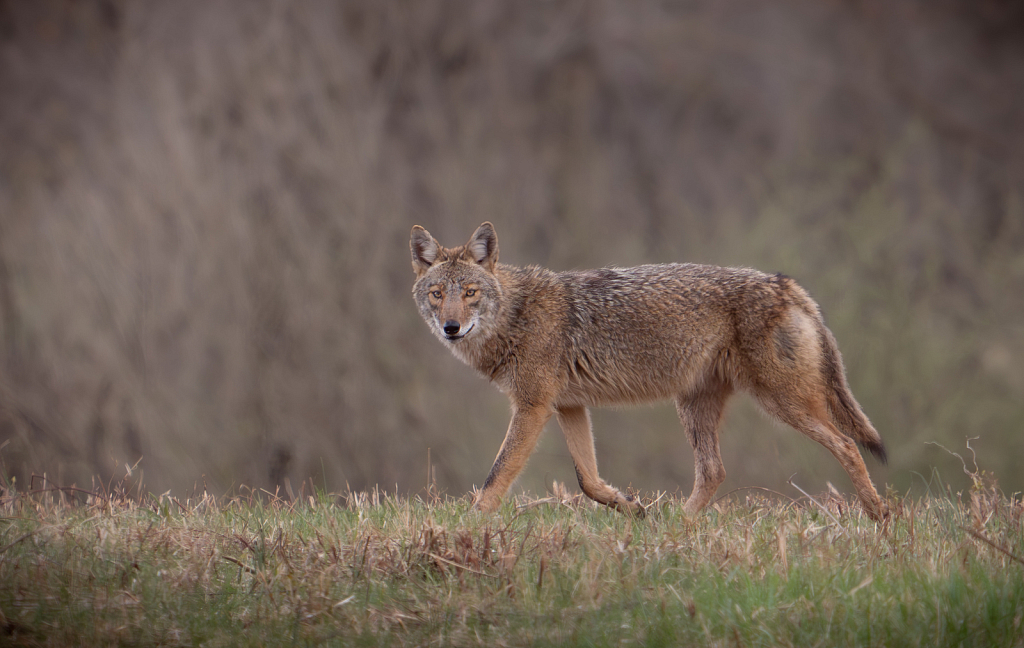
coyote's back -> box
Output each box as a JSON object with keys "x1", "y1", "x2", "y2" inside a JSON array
[{"x1": 411, "y1": 222, "x2": 888, "y2": 520}]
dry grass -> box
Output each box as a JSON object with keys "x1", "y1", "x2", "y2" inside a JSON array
[{"x1": 1, "y1": 470, "x2": 1022, "y2": 647}]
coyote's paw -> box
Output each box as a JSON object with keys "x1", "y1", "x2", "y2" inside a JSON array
[
  {"x1": 681, "y1": 497, "x2": 708, "y2": 518},
  {"x1": 616, "y1": 493, "x2": 646, "y2": 519},
  {"x1": 472, "y1": 492, "x2": 501, "y2": 514},
  {"x1": 868, "y1": 499, "x2": 890, "y2": 523}
]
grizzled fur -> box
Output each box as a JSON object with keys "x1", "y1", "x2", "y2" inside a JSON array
[{"x1": 411, "y1": 222, "x2": 888, "y2": 521}]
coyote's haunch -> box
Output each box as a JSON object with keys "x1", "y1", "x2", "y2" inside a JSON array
[{"x1": 410, "y1": 222, "x2": 888, "y2": 521}]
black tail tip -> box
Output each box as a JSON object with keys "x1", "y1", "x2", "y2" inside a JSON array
[{"x1": 862, "y1": 440, "x2": 888, "y2": 465}]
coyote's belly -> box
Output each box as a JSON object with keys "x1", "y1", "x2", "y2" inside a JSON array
[
  {"x1": 557, "y1": 364, "x2": 703, "y2": 408},
  {"x1": 556, "y1": 322, "x2": 732, "y2": 408}
]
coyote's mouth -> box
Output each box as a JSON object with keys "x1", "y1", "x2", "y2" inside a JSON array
[{"x1": 445, "y1": 322, "x2": 475, "y2": 341}]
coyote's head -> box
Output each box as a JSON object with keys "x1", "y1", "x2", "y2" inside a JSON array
[{"x1": 410, "y1": 222, "x2": 502, "y2": 346}]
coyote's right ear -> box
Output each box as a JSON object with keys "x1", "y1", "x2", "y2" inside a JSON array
[
  {"x1": 410, "y1": 226, "x2": 440, "y2": 276},
  {"x1": 466, "y1": 222, "x2": 498, "y2": 273}
]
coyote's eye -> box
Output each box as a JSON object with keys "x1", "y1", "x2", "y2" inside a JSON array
[
  {"x1": 431, "y1": 290, "x2": 442, "y2": 299},
  {"x1": 465, "y1": 289, "x2": 476, "y2": 297}
]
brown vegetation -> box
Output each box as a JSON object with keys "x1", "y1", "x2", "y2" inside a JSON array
[
  {"x1": 1, "y1": 473, "x2": 1022, "y2": 646},
  {"x1": 0, "y1": 1, "x2": 1022, "y2": 498}
]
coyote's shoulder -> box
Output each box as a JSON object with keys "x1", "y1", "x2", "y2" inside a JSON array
[{"x1": 411, "y1": 222, "x2": 887, "y2": 521}]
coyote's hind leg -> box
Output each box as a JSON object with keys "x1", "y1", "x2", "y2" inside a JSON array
[
  {"x1": 676, "y1": 382, "x2": 732, "y2": 516},
  {"x1": 755, "y1": 390, "x2": 887, "y2": 521}
]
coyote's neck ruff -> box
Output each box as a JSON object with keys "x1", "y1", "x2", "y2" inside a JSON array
[{"x1": 411, "y1": 222, "x2": 888, "y2": 521}]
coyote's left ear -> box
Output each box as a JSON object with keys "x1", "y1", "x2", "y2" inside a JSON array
[
  {"x1": 411, "y1": 225, "x2": 440, "y2": 276},
  {"x1": 466, "y1": 222, "x2": 498, "y2": 273}
]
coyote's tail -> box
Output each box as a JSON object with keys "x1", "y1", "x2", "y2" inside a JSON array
[{"x1": 819, "y1": 325, "x2": 888, "y2": 463}]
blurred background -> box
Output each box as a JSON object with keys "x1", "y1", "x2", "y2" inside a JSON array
[{"x1": 1, "y1": 0, "x2": 1022, "y2": 502}]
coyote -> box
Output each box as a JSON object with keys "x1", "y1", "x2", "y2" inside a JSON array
[{"x1": 410, "y1": 222, "x2": 888, "y2": 520}]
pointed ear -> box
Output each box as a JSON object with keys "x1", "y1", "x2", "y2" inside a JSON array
[
  {"x1": 466, "y1": 222, "x2": 498, "y2": 272},
  {"x1": 410, "y1": 225, "x2": 440, "y2": 275}
]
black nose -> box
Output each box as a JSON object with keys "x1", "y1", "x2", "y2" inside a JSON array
[{"x1": 443, "y1": 321, "x2": 461, "y2": 336}]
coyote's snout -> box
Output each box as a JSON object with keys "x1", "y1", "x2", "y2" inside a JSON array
[{"x1": 411, "y1": 222, "x2": 888, "y2": 521}]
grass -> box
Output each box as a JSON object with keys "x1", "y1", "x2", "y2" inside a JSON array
[{"x1": 0, "y1": 475, "x2": 1022, "y2": 647}]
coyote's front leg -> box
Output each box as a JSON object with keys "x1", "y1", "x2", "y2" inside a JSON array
[
  {"x1": 473, "y1": 403, "x2": 553, "y2": 512},
  {"x1": 556, "y1": 405, "x2": 645, "y2": 517}
]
